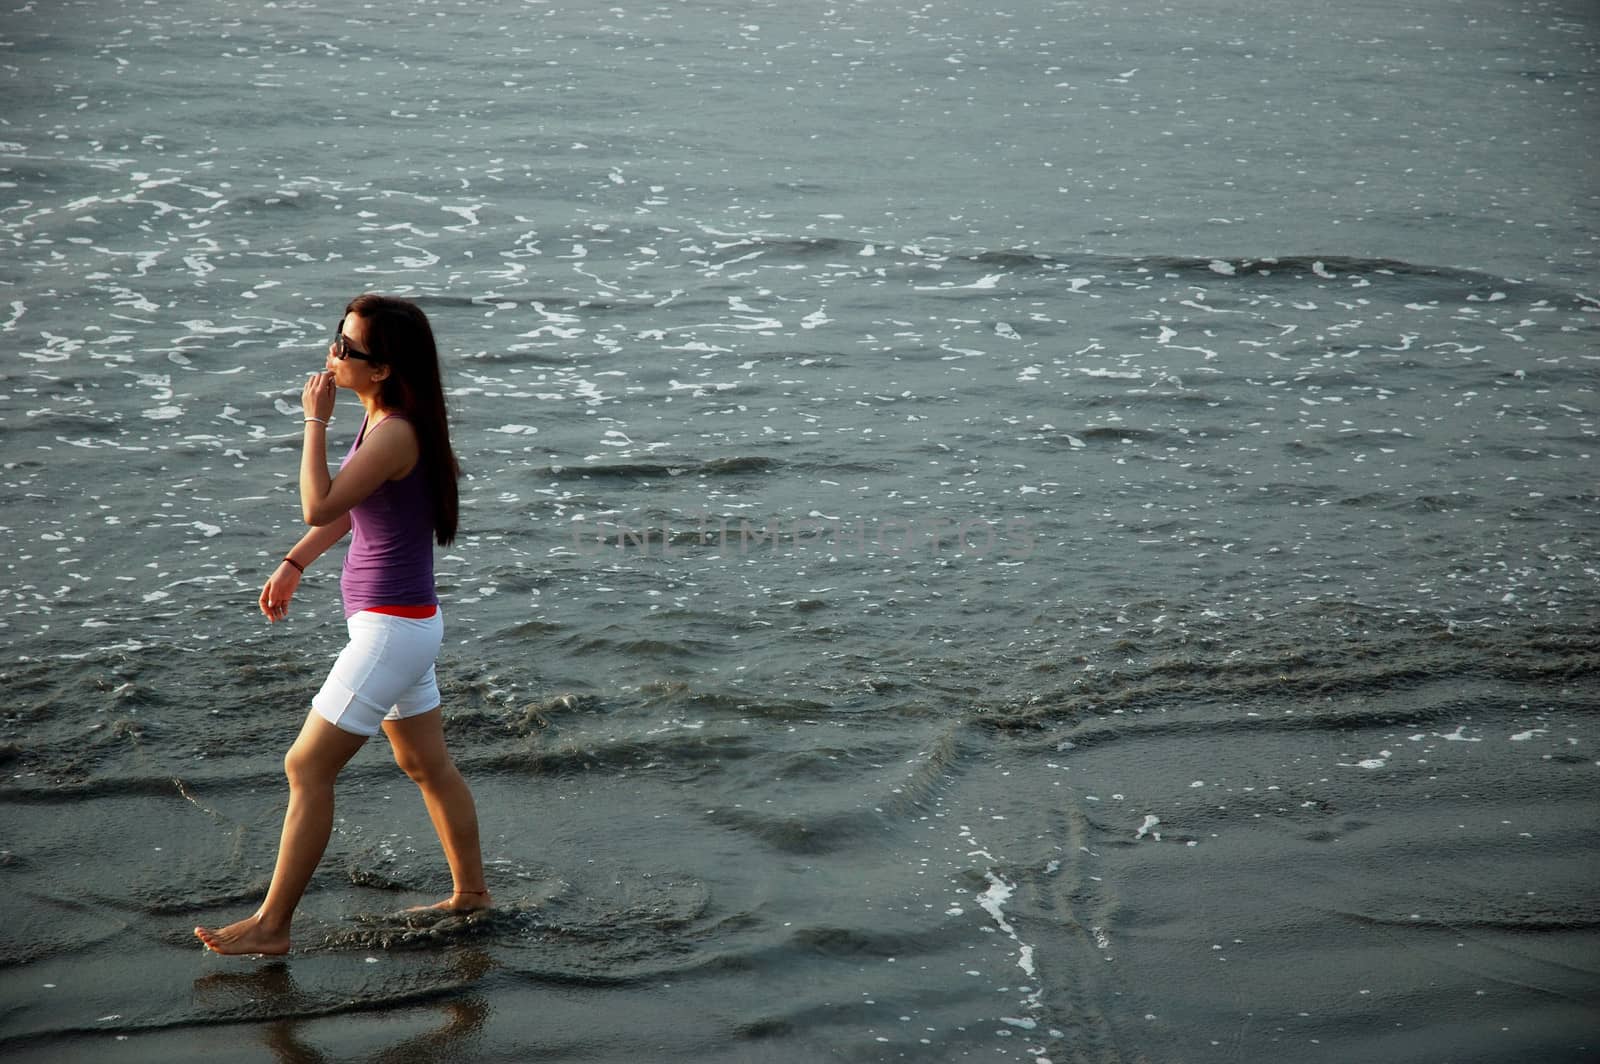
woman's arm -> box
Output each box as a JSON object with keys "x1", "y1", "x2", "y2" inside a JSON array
[
  {"x1": 259, "y1": 513, "x2": 351, "y2": 624},
  {"x1": 297, "y1": 372, "x2": 417, "y2": 527},
  {"x1": 286, "y1": 513, "x2": 352, "y2": 569}
]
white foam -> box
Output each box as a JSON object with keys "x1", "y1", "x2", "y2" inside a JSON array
[
  {"x1": 913, "y1": 273, "x2": 1003, "y2": 291},
  {"x1": 661, "y1": 341, "x2": 731, "y2": 353},
  {"x1": 394, "y1": 244, "x2": 440, "y2": 268},
  {"x1": 668, "y1": 379, "x2": 737, "y2": 396},
  {"x1": 178, "y1": 319, "x2": 249, "y2": 336}
]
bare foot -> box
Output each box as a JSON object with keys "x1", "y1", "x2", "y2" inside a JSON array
[
  {"x1": 406, "y1": 890, "x2": 493, "y2": 913},
  {"x1": 194, "y1": 913, "x2": 291, "y2": 956}
]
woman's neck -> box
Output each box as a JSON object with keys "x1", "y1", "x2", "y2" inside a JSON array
[{"x1": 358, "y1": 389, "x2": 388, "y2": 423}]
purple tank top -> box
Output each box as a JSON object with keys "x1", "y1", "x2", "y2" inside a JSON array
[{"x1": 339, "y1": 413, "x2": 439, "y2": 618}]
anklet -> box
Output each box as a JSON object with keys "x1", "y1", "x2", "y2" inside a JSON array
[{"x1": 456, "y1": 888, "x2": 490, "y2": 895}]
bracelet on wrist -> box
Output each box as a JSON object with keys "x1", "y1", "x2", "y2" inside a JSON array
[
  {"x1": 304, "y1": 416, "x2": 328, "y2": 425},
  {"x1": 282, "y1": 556, "x2": 306, "y2": 574}
]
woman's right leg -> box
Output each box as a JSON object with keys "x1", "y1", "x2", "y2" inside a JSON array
[{"x1": 195, "y1": 713, "x2": 367, "y2": 954}]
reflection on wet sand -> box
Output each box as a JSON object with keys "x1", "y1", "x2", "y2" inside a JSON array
[{"x1": 193, "y1": 950, "x2": 493, "y2": 1063}]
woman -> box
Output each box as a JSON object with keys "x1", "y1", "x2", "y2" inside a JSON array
[{"x1": 196, "y1": 295, "x2": 491, "y2": 956}]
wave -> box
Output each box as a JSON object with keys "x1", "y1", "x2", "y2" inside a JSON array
[
  {"x1": 1012, "y1": 249, "x2": 1568, "y2": 296},
  {"x1": 737, "y1": 236, "x2": 1592, "y2": 303},
  {"x1": 979, "y1": 611, "x2": 1600, "y2": 730},
  {"x1": 307, "y1": 242, "x2": 1596, "y2": 332},
  {"x1": 536, "y1": 456, "x2": 778, "y2": 479},
  {"x1": 1336, "y1": 908, "x2": 1600, "y2": 934},
  {"x1": 703, "y1": 806, "x2": 882, "y2": 856},
  {"x1": 679, "y1": 232, "x2": 1558, "y2": 288}
]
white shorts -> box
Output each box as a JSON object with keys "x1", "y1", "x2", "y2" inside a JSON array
[{"x1": 312, "y1": 609, "x2": 444, "y2": 737}]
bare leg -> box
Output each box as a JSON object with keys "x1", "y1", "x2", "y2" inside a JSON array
[
  {"x1": 195, "y1": 713, "x2": 368, "y2": 954},
  {"x1": 383, "y1": 708, "x2": 492, "y2": 911}
]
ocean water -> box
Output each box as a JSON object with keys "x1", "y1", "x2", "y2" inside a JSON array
[{"x1": 2, "y1": 0, "x2": 1597, "y2": 1061}]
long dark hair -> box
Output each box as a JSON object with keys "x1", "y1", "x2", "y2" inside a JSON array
[{"x1": 345, "y1": 293, "x2": 460, "y2": 546}]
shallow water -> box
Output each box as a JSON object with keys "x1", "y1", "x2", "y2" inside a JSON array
[{"x1": 2, "y1": 0, "x2": 1598, "y2": 1061}]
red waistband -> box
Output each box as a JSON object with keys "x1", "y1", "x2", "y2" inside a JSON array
[{"x1": 362, "y1": 604, "x2": 439, "y2": 619}]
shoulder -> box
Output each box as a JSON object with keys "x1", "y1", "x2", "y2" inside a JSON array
[
  {"x1": 362, "y1": 414, "x2": 420, "y2": 476},
  {"x1": 366, "y1": 413, "x2": 418, "y2": 445}
]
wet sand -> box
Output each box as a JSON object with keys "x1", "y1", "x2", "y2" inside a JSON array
[{"x1": 3, "y1": 677, "x2": 1595, "y2": 1062}]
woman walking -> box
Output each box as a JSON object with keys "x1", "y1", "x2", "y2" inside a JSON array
[{"x1": 196, "y1": 295, "x2": 490, "y2": 955}]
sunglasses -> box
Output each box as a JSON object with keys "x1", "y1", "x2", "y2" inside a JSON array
[{"x1": 331, "y1": 318, "x2": 382, "y2": 363}]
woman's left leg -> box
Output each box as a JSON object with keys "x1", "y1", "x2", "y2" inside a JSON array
[
  {"x1": 195, "y1": 713, "x2": 368, "y2": 954},
  {"x1": 383, "y1": 707, "x2": 491, "y2": 911}
]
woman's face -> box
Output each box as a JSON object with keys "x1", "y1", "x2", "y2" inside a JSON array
[{"x1": 326, "y1": 312, "x2": 385, "y2": 390}]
